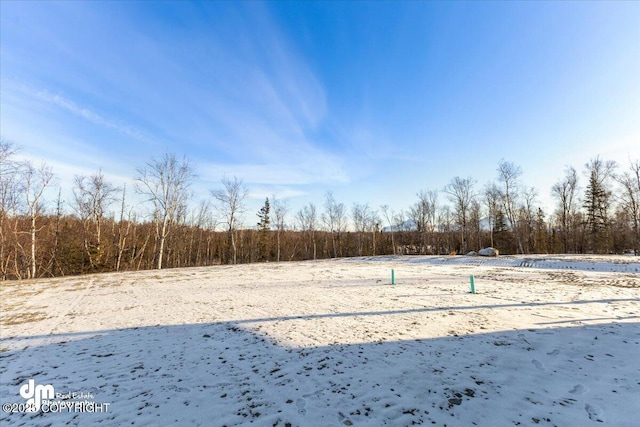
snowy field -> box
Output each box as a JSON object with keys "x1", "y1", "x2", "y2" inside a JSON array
[{"x1": 1, "y1": 255, "x2": 639, "y2": 426}]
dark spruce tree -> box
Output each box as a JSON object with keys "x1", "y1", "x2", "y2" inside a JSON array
[
  {"x1": 257, "y1": 198, "x2": 271, "y2": 261},
  {"x1": 583, "y1": 169, "x2": 610, "y2": 253}
]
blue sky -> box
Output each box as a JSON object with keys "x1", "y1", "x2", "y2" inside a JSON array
[{"x1": 1, "y1": 1, "x2": 639, "y2": 224}]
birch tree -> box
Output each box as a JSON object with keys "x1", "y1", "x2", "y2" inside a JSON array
[
  {"x1": 296, "y1": 203, "x2": 317, "y2": 260},
  {"x1": 135, "y1": 153, "x2": 195, "y2": 269},
  {"x1": 483, "y1": 183, "x2": 501, "y2": 248},
  {"x1": 73, "y1": 170, "x2": 118, "y2": 268},
  {"x1": 321, "y1": 192, "x2": 347, "y2": 258},
  {"x1": 271, "y1": 195, "x2": 288, "y2": 262},
  {"x1": 212, "y1": 176, "x2": 247, "y2": 264},
  {"x1": 0, "y1": 141, "x2": 20, "y2": 279},
  {"x1": 444, "y1": 176, "x2": 476, "y2": 253},
  {"x1": 615, "y1": 160, "x2": 640, "y2": 255},
  {"x1": 380, "y1": 205, "x2": 396, "y2": 254},
  {"x1": 352, "y1": 203, "x2": 378, "y2": 256},
  {"x1": 497, "y1": 160, "x2": 524, "y2": 253},
  {"x1": 115, "y1": 184, "x2": 133, "y2": 271},
  {"x1": 552, "y1": 166, "x2": 579, "y2": 253},
  {"x1": 23, "y1": 161, "x2": 54, "y2": 278}
]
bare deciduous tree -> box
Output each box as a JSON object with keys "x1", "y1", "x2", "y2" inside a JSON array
[
  {"x1": 296, "y1": 203, "x2": 318, "y2": 260},
  {"x1": 615, "y1": 159, "x2": 640, "y2": 255},
  {"x1": 0, "y1": 141, "x2": 20, "y2": 279},
  {"x1": 380, "y1": 204, "x2": 396, "y2": 254},
  {"x1": 497, "y1": 160, "x2": 524, "y2": 253},
  {"x1": 23, "y1": 161, "x2": 55, "y2": 278},
  {"x1": 188, "y1": 200, "x2": 217, "y2": 266},
  {"x1": 407, "y1": 190, "x2": 437, "y2": 253},
  {"x1": 408, "y1": 194, "x2": 429, "y2": 233},
  {"x1": 437, "y1": 205, "x2": 455, "y2": 254},
  {"x1": 352, "y1": 203, "x2": 378, "y2": 256},
  {"x1": 469, "y1": 199, "x2": 482, "y2": 250},
  {"x1": 212, "y1": 176, "x2": 247, "y2": 264},
  {"x1": 0, "y1": 141, "x2": 19, "y2": 215},
  {"x1": 444, "y1": 176, "x2": 476, "y2": 253},
  {"x1": 73, "y1": 170, "x2": 119, "y2": 268},
  {"x1": 552, "y1": 166, "x2": 579, "y2": 253},
  {"x1": 135, "y1": 153, "x2": 195, "y2": 269},
  {"x1": 483, "y1": 183, "x2": 501, "y2": 248},
  {"x1": 519, "y1": 186, "x2": 538, "y2": 253},
  {"x1": 115, "y1": 184, "x2": 134, "y2": 271},
  {"x1": 271, "y1": 195, "x2": 288, "y2": 262},
  {"x1": 321, "y1": 192, "x2": 347, "y2": 258}
]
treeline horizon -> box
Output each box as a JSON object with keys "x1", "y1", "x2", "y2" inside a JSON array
[{"x1": 1, "y1": 140, "x2": 638, "y2": 280}]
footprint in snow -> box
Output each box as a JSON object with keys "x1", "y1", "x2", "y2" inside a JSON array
[
  {"x1": 296, "y1": 398, "x2": 306, "y2": 414},
  {"x1": 585, "y1": 403, "x2": 605, "y2": 422},
  {"x1": 532, "y1": 359, "x2": 545, "y2": 371},
  {"x1": 569, "y1": 384, "x2": 585, "y2": 395},
  {"x1": 546, "y1": 349, "x2": 560, "y2": 356}
]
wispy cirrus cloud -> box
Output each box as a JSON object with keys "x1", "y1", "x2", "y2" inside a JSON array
[
  {"x1": 173, "y1": 4, "x2": 347, "y2": 189},
  {"x1": 6, "y1": 80, "x2": 154, "y2": 143},
  {"x1": 200, "y1": 161, "x2": 348, "y2": 187},
  {"x1": 1, "y1": 1, "x2": 351, "y2": 215}
]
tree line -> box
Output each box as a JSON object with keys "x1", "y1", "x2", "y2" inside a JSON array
[{"x1": 1, "y1": 140, "x2": 638, "y2": 280}]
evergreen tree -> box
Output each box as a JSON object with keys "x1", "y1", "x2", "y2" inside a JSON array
[
  {"x1": 583, "y1": 169, "x2": 611, "y2": 252},
  {"x1": 493, "y1": 209, "x2": 511, "y2": 252},
  {"x1": 256, "y1": 198, "x2": 270, "y2": 261},
  {"x1": 534, "y1": 207, "x2": 548, "y2": 253}
]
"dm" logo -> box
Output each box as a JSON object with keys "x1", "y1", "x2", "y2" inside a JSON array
[{"x1": 19, "y1": 379, "x2": 55, "y2": 412}]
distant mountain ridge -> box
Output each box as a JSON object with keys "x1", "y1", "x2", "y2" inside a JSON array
[{"x1": 382, "y1": 218, "x2": 494, "y2": 232}]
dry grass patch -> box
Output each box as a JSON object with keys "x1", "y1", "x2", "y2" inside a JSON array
[{"x1": 1, "y1": 311, "x2": 49, "y2": 326}]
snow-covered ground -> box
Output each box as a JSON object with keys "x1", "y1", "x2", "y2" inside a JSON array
[{"x1": 1, "y1": 255, "x2": 639, "y2": 426}]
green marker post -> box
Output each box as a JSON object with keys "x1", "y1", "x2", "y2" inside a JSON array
[
  {"x1": 470, "y1": 275, "x2": 476, "y2": 294},
  {"x1": 391, "y1": 269, "x2": 395, "y2": 285}
]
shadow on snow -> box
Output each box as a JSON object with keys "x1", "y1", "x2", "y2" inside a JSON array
[{"x1": 1, "y1": 310, "x2": 639, "y2": 426}]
